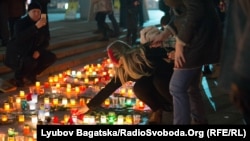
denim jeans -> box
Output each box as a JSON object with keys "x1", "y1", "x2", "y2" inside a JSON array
[{"x1": 169, "y1": 67, "x2": 206, "y2": 124}]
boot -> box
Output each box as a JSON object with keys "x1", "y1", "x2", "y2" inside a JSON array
[{"x1": 147, "y1": 109, "x2": 162, "y2": 125}]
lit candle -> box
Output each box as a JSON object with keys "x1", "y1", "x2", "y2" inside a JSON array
[
  {"x1": 104, "y1": 98, "x2": 110, "y2": 107},
  {"x1": 62, "y1": 98, "x2": 68, "y2": 106},
  {"x1": 89, "y1": 116, "x2": 95, "y2": 124},
  {"x1": 23, "y1": 125, "x2": 30, "y2": 136},
  {"x1": 100, "y1": 115, "x2": 107, "y2": 124},
  {"x1": 1, "y1": 114, "x2": 8, "y2": 122},
  {"x1": 76, "y1": 71, "x2": 82, "y2": 78},
  {"x1": 44, "y1": 97, "x2": 50, "y2": 109},
  {"x1": 79, "y1": 98, "x2": 85, "y2": 106},
  {"x1": 75, "y1": 86, "x2": 80, "y2": 94},
  {"x1": 56, "y1": 83, "x2": 60, "y2": 89},
  {"x1": 35, "y1": 81, "x2": 40, "y2": 87},
  {"x1": 83, "y1": 115, "x2": 90, "y2": 124},
  {"x1": 31, "y1": 94, "x2": 38, "y2": 103},
  {"x1": 51, "y1": 86, "x2": 57, "y2": 94},
  {"x1": 66, "y1": 87, "x2": 71, "y2": 93},
  {"x1": 44, "y1": 82, "x2": 50, "y2": 88},
  {"x1": 53, "y1": 98, "x2": 58, "y2": 106},
  {"x1": 138, "y1": 101, "x2": 145, "y2": 110},
  {"x1": 28, "y1": 102, "x2": 36, "y2": 111},
  {"x1": 15, "y1": 96, "x2": 21, "y2": 110},
  {"x1": 94, "y1": 78, "x2": 99, "y2": 84},
  {"x1": 64, "y1": 114, "x2": 69, "y2": 123},
  {"x1": 71, "y1": 70, "x2": 76, "y2": 77},
  {"x1": 44, "y1": 97, "x2": 50, "y2": 105},
  {"x1": 70, "y1": 99, "x2": 76, "y2": 107},
  {"x1": 53, "y1": 75, "x2": 58, "y2": 83},
  {"x1": 4, "y1": 102, "x2": 10, "y2": 111},
  {"x1": 125, "y1": 115, "x2": 133, "y2": 125},
  {"x1": 84, "y1": 78, "x2": 89, "y2": 84},
  {"x1": 19, "y1": 90, "x2": 25, "y2": 99},
  {"x1": 18, "y1": 114, "x2": 25, "y2": 123},
  {"x1": 32, "y1": 129, "x2": 37, "y2": 139},
  {"x1": 48, "y1": 76, "x2": 53, "y2": 84},
  {"x1": 127, "y1": 89, "x2": 134, "y2": 97},
  {"x1": 120, "y1": 88, "x2": 126, "y2": 96},
  {"x1": 31, "y1": 115, "x2": 38, "y2": 125},
  {"x1": 117, "y1": 115, "x2": 124, "y2": 125}
]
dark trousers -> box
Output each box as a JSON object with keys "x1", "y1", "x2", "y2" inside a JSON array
[
  {"x1": 133, "y1": 62, "x2": 174, "y2": 112},
  {"x1": 107, "y1": 11, "x2": 120, "y2": 35},
  {"x1": 126, "y1": 9, "x2": 139, "y2": 45},
  {"x1": 15, "y1": 50, "x2": 56, "y2": 80},
  {"x1": 95, "y1": 12, "x2": 109, "y2": 39}
]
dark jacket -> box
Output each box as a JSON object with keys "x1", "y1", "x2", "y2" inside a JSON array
[
  {"x1": 87, "y1": 46, "x2": 174, "y2": 109},
  {"x1": 8, "y1": 0, "x2": 26, "y2": 18},
  {"x1": 166, "y1": 0, "x2": 222, "y2": 68},
  {"x1": 4, "y1": 15, "x2": 49, "y2": 70}
]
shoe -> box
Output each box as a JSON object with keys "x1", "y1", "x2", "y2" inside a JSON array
[{"x1": 147, "y1": 109, "x2": 163, "y2": 125}]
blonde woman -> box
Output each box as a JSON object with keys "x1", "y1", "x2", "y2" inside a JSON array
[{"x1": 76, "y1": 40, "x2": 174, "y2": 124}]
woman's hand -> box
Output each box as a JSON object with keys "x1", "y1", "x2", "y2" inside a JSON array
[{"x1": 75, "y1": 105, "x2": 89, "y2": 115}]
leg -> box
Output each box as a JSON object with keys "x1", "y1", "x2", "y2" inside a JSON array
[
  {"x1": 26, "y1": 50, "x2": 56, "y2": 83},
  {"x1": 108, "y1": 12, "x2": 120, "y2": 36},
  {"x1": 169, "y1": 67, "x2": 204, "y2": 124},
  {"x1": 33, "y1": 50, "x2": 56, "y2": 75},
  {"x1": 188, "y1": 68, "x2": 207, "y2": 124}
]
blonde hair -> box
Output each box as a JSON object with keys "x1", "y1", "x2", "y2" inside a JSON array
[{"x1": 107, "y1": 40, "x2": 154, "y2": 84}]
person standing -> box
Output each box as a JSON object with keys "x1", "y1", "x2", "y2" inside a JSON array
[
  {"x1": 151, "y1": 0, "x2": 222, "y2": 124},
  {"x1": 4, "y1": 2, "x2": 56, "y2": 87},
  {"x1": 218, "y1": 0, "x2": 250, "y2": 124},
  {"x1": 92, "y1": 0, "x2": 113, "y2": 41},
  {"x1": 8, "y1": 0, "x2": 27, "y2": 39},
  {"x1": 106, "y1": 0, "x2": 120, "y2": 37},
  {"x1": 126, "y1": 0, "x2": 141, "y2": 46}
]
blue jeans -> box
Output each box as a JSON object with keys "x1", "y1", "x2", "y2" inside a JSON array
[{"x1": 169, "y1": 67, "x2": 206, "y2": 124}]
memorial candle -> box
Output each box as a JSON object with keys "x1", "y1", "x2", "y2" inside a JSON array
[
  {"x1": 1, "y1": 114, "x2": 8, "y2": 122},
  {"x1": 23, "y1": 125, "x2": 30, "y2": 136},
  {"x1": 4, "y1": 103, "x2": 10, "y2": 112},
  {"x1": 62, "y1": 98, "x2": 68, "y2": 106},
  {"x1": 35, "y1": 81, "x2": 40, "y2": 88},
  {"x1": 19, "y1": 91, "x2": 25, "y2": 99},
  {"x1": 18, "y1": 114, "x2": 25, "y2": 123}
]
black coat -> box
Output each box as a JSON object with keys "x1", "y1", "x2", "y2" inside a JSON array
[
  {"x1": 166, "y1": 0, "x2": 222, "y2": 68},
  {"x1": 4, "y1": 15, "x2": 49, "y2": 70}
]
